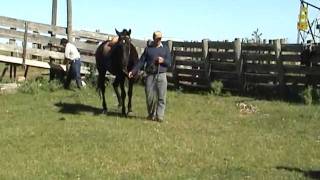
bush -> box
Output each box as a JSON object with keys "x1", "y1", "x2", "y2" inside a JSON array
[
  {"x1": 210, "y1": 81, "x2": 223, "y2": 96},
  {"x1": 19, "y1": 79, "x2": 40, "y2": 94},
  {"x1": 300, "y1": 86, "x2": 313, "y2": 105},
  {"x1": 19, "y1": 76, "x2": 63, "y2": 94}
]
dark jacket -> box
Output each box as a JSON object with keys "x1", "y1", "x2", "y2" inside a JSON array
[{"x1": 133, "y1": 43, "x2": 171, "y2": 74}]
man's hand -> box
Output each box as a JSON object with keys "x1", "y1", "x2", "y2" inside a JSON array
[
  {"x1": 156, "y1": 57, "x2": 164, "y2": 64},
  {"x1": 128, "y1": 71, "x2": 134, "y2": 78}
]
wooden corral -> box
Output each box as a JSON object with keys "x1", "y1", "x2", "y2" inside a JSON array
[
  {"x1": 0, "y1": 16, "x2": 147, "y2": 80},
  {"x1": 169, "y1": 39, "x2": 320, "y2": 96},
  {"x1": 1, "y1": 15, "x2": 319, "y2": 97}
]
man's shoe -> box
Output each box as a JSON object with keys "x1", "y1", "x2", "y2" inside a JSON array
[
  {"x1": 155, "y1": 117, "x2": 163, "y2": 123},
  {"x1": 147, "y1": 116, "x2": 155, "y2": 121}
]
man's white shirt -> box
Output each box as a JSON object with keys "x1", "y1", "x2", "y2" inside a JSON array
[{"x1": 65, "y1": 42, "x2": 81, "y2": 60}]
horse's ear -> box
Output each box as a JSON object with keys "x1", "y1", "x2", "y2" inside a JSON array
[
  {"x1": 128, "y1": 29, "x2": 131, "y2": 36},
  {"x1": 115, "y1": 28, "x2": 120, "y2": 36}
]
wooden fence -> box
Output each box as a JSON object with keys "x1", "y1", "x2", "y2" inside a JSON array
[
  {"x1": 169, "y1": 39, "x2": 320, "y2": 95},
  {"x1": 0, "y1": 15, "x2": 146, "y2": 79},
  {"x1": 1, "y1": 15, "x2": 320, "y2": 96}
]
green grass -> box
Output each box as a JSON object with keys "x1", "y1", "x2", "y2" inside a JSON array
[{"x1": 0, "y1": 84, "x2": 319, "y2": 179}]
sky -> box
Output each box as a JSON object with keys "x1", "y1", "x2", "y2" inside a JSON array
[{"x1": 0, "y1": 0, "x2": 319, "y2": 43}]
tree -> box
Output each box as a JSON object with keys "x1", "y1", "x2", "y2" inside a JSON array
[{"x1": 252, "y1": 28, "x2": 262, "y2": 43}]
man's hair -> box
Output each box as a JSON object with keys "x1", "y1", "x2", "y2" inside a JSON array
[{"x1": 60, "y1": 38, "x2": 69, "y2": 45}]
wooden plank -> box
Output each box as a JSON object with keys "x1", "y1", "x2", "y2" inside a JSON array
[
  {"x1": 281, "y1": 44, "x2": 303, "y2": 52},
  {"x1": 74, "y1": 41, "x2": 97, "y2": 53},
  {"x1": 242, "y1": 43, "x2": 274, "y2": 51},
  {"x1": 28, "y1": 22, "x2": 66, "y2": 35},
  {"x1": 245, "y1": 64, "x2": 278, "y2": 73},
  {"x1": 243, "y1": 53, "x2": 275, "y2": 61},
  {"x1": 0, "y1": 16, "x2": 25, "y2": 29},
  {"x1": 175, "y1": 59, "x2": 206, "y2": 67},
  {"x1": 284, "y1": 75, "x2": 307, "y2": 84},
  {"x1": 0, "y1": 43, "x2": 95, "y2": 64},
  {"x1": 0, "y1": 27, "x2": 61, "y2": 45},
  {"x1": 208, "y1": 51, "x2": 234, "y2": 60},
  {"x1": 281, "y1": 54, "x2": 301, "y2": 62},
  {"x1": 208, "y1": 41, "x2": 234, "y2": 50},
  {"x1": 244, "y1": 73, "x2": 278, "y2": 83},
  {"x1": 176, "y1": 68, "x2": 206, "y2": 76},
  {"x1": 284, "y1": 66, "x2": 320, "y2": 75},
  {"x1": 173, "y1": 50, "x2": 202, "y2": 58},
  {"x1": 210, "y1": 61, "x2": 237, "y2": 71},
  {"x1": 0, "y1": 55, "x2": 89, "y2": 74},
  {"x1": 74, "y1": 30, "x2": 110, "y2": 41},
  {"x1": 173, "y1": 50, "x2": 203, "y2": 58},
  {"x1": 172, "y1": 41, "x2": 202, "y2": 48},
  {"x1": 0, "y1": 54, "x2": 50, "y2": 68},
  {"x1": 0, "y1": 16, "x2": 66, "y2": 35},
  {"x1": 211, "y1": 71, "x2": 238, "y2": 80},
  {"x1": 0, "y1": 43, "x2": 62, "y2": 59}
]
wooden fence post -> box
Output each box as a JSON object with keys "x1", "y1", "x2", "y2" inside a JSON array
[
  {"x1": 234, "y1": 38, "x2": 243, "y2": 91},
  {"x1": 202, "y1": 39, "x2": 210, "y2": 88},
  {"x1": 171, "y1": 42, "x2": 179, "y2": 89},
  {"x1": 8, "y1": 27, "x2": 17, "y2": 79},
  {"x1": 275, "y1": 39, "x2": 284, "y2": 97},
  {"x1": 167, "y1": 40, "x2": 173, "y2": 72},
  {"x1": 67, "y1": 0, "x2": 73, "y2": 42},
  {"x1": 52, "y1": 0, "x2": 57, "y2": 26},
  {"x1": 23, "y1": 22, "x2": 30, "y2": 78}
]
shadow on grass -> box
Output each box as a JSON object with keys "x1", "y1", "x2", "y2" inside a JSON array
[
  {"x1": 54, "y1": 102, "x2": 146, "y2": 120},
  {"x1": 55, "y1": 102, "x2": 102, "y2": 115},
  {"x1": 276, "y1": 166, "x2": 320, "y2": 180}
]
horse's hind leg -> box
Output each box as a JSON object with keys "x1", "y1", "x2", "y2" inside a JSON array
[
  {"x1": 127, "y1": 78, "x2": 134, "y2": 113},
  {"x1": 113, "y1": 76, "x2": 122, "y2": 108},
  {"x1": 98, "y1": 69, "x2": 107, "y2": 113}
]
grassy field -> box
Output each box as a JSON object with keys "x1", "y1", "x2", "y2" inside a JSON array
[{"x1": 0, "y1": 83, "x2": 319, "y2": 179}]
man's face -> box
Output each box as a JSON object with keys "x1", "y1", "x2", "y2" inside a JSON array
[{"x1": 154, "y1": 37, "x2": 161, "y2": 46}]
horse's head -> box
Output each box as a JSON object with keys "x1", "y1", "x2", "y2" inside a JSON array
[{"x1": 114, "y1": 28, "x2": 132, "y2": 75}]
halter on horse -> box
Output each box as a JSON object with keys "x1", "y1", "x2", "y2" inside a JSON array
[{"x1": 95, "y1": 29, "x2": 139, "y2": 116}]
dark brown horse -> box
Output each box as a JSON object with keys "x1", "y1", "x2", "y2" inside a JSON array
[{"x1": 95, "y1": 29, "x2": 139, "y2": 116}]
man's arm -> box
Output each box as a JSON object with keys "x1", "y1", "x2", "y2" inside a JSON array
[
  {"x1": 129, "y1": 47, "x2": 148, "y2": 78},
  {"x1": 156, "y1": 47, "x2": 171, "y2": 67}
]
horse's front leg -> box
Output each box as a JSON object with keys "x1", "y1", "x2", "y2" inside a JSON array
[
  {"x1": 113, "y1": 76, "x2": 122, "y2": 108},
  {"x1": 120, "y1": 79, "x2": 127, "y2": 116},
  {"x1": 127, "y1": 78, "x2": 134, "y2": 113}
]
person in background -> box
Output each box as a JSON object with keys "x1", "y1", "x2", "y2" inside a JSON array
[
  {"x1": 128, "y1": 31, "x2": 171, "y2": 122},
  {"x1": 60, "y1": 38, "x2": 82, "y2": 89}
]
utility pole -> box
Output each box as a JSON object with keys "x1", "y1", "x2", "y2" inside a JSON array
[
  {"x1": 51, "y1": 0, "x2": 57, "y2": 26},
  {"x1": 67, "y1": 0, "x2": 73, "y2": 41}
]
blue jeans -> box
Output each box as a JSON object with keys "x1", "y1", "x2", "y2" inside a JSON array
[
  {"x1": 145, "y1": 73, "x2": 167, "y2": 120},
  {"x1": 64, "y1": 59, "x2": 81, "y2": 89}
]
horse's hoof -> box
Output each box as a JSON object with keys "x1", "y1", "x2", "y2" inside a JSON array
[
  {"x1": 121, "y1": 112, "x2": 128, "y2": 117},
  {"x1": 102, "y1": 110, "x2": 107, "y2": 114}
]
